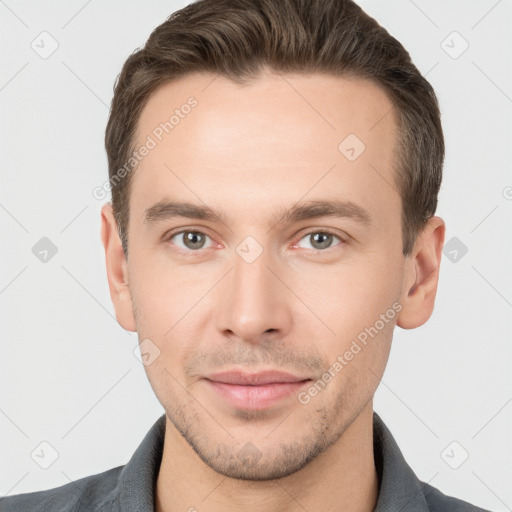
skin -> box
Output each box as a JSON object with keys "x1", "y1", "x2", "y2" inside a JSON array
[{"x1": 101, "y1": 70, "x2": 445, "y2": 512}]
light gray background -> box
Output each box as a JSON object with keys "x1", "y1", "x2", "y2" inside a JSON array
[{"x1": 1, "y1": 0, "x2": 511, "y2": 510}]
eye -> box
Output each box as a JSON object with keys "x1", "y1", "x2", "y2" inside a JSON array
[
  {"x1": 168, "y1": 230, "x2": 213, "y2": 251},
  {"x1": 165, "y1": 228, "x2": 344, "y2": 254},
  {"x1": 296, "y1": 230, "x2": 343, "y2": 251}
]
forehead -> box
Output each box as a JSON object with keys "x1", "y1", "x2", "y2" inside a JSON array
[
  {"x1": 135, "y1": 70, "x2": 396, "y2": 158},
  {"x1": 130, "y1": 71, "x2": 400, "y2": 228}
]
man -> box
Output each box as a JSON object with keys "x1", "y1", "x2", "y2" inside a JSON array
[{"x1": 1, "y1": 0, "x2": 493, "y2": 510}]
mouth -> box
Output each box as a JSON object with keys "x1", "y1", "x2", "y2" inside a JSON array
[{"x1": 203, "y1": 370, "x2": 312, "y2": 410}]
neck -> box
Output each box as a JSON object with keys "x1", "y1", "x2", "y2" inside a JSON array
[{"x1": 155, "y1": 402, "x2": 379, "y2": 512}]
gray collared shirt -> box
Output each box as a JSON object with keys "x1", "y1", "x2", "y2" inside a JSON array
[{"x1": 0, "y1": 412, "x2": 492, "y2": 511}]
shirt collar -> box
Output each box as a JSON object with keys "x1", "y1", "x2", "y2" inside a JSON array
[
  {"x1": 116, "y1": 414, "x2": 165, "y2": 511},
  {"x1": 114, "y1": 411, "x2": 429, "y2": 511},
  {"x1": 372, "y1": 411, "x2": 430, "y2": 511}
]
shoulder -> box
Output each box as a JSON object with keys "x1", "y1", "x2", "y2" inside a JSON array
[
  {"x1": 421, "y1": 481, "x2": 493, "y2": 512},
  {"x1": 0, "y1": 465, "x2": 123, "y2": 512}
]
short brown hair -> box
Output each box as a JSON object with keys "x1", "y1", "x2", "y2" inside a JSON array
[{"x1": 105, "y1": 0, "x2": 444, "y2": 257}]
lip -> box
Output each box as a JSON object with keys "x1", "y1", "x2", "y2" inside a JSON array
[
  {"x1": 203, "y1": 370, "x2": 312, "y2": 410},
  {"x1": 205, "y1": 370, "x2": 310, "y2": 385}
]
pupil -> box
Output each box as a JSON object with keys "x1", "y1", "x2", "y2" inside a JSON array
[
  {"x1": 312, "y1": 233, "x2": 331, "y2": 249},
  {"x1": 186, "y1": 232, "x2": 204, "y2": 249}
]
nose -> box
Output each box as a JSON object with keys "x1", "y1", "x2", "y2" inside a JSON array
[{"x1": 214, "y1": 243, "x2": 293, "y2": 344}]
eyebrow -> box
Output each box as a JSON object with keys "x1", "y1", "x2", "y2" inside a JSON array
[{"x1": 143, "y1": 199, "x2": 372, "y2": 228}]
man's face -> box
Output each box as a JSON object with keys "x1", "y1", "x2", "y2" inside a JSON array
[{"x1": 117, "y1": 71, "x2": 408, "y2": 479}]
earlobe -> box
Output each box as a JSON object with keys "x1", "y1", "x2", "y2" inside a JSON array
[
  {"x1": 100, "y1": 203, "x2": 137, "y2": 332},
  {"x1": 396, "y1": 216, "x2": 445, "y2": 330}
]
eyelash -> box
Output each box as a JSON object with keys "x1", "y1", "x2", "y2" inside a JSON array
[{"x1": 164, "y1": 228, "x2": 345, "y2": 255}]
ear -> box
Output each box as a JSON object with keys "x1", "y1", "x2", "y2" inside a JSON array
[
  {"x1": 396, "y1": 216, "x2": 445, "y2": 329},
  {"x1": 100, "y1": 203, "x2": 136, "y2": 332}
]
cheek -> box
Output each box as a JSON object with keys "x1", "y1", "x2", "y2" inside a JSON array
[
  {"x1": 291, "y1": 256, "x2": 400, "y2": 389},
  {"x1": 129, "y1": 248, "x2": 208, "y2": 333},
  {"x1": 129, "y1": 238, "x2": 402, "y2": 368},
  {"x1": 297, "y1": 257, "x2": 401, "y2": 331},
  {"x1": 128, "y1": 254, "x2": 215, "y2": 382}
]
